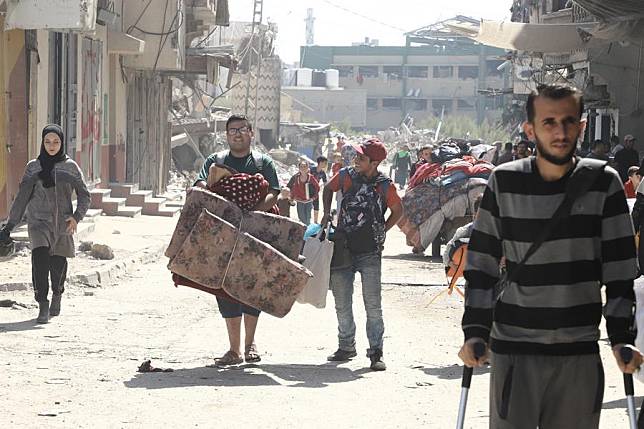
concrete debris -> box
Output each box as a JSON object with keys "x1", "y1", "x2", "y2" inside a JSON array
[
  {"x1": 78, "y1": 241, "x2": 93, "y2": 252},
  {"x1": 137, "y1": 360, "x2": 174, "y2": 373},
  {"x1": 90, "y1": 244, "x2": 114, "y2": 261}
]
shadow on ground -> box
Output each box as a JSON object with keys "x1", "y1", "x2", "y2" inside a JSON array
[
  {"x1": 382, "y1": 253, "x2": 442, "y2": 264},
  {"x1": 602, "y1": 396, "x2": 644, "y2": 410},
  {"x1": 124, "y1": 363, "x2": 366, "y2": 389},
  {"x1": 419, "y1": 363, "x2": 490, "y2": 380},
  {"x1": 0, "y1": 319, "x2": 45, "y2": 332}
]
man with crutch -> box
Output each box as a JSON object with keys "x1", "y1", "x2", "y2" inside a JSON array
[{"x1": 458, "y1": 84, "x2": 642, "y2": 428}]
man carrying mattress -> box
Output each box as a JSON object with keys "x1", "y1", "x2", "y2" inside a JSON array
[{"x1": 194, "y1": 114, "x2": 280, "y2": 366}]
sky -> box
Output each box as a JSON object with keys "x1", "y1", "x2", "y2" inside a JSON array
[{"x1": 229, "y1": 0, "x2": 513, "y2": 63}]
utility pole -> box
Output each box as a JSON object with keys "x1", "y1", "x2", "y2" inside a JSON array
[
  {"x1": 244, "y1": 0, "x2": 264, "y2": 129},
  {"x1": 305, "y1": 8, "x2": 315, "y2": 46}
]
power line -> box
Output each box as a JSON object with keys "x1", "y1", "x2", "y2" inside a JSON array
[{"x1": 319, "y1": 0, "x2": 408, "y2": 33}]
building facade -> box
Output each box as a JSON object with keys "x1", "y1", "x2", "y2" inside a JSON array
[
  {"x1": 0, "y1": 0, "x2": 227, "y2": 219},
  {"x1": 300, "y1": 20, "x2": 507, "y2": 130},
  {"x1": 509, "y1": 0, "x2": 644, "y2": 145}
]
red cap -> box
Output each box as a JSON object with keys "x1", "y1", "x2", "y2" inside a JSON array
[{"x1": 353, "y1": 138, "x2": 387, "y2": 162}]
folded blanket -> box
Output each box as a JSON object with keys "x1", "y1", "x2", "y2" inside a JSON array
[{"x1": 210, "y1": 173, "x2": 269, "y2": 212}]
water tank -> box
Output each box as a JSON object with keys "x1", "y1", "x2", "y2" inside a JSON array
[
  {"x1": 295, "y1": 68, "x2": 312, "y2": 87},
  {"x1": 325, "y1": 69, "x2": 340, "y2": 88},
  {"x1": 312, "y1": 70, "x2": 326, "y2": 87}
]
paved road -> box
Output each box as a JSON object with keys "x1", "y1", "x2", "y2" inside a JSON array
[{"x1": 0, "y1": 229, "x2": 637, "y2": 428}]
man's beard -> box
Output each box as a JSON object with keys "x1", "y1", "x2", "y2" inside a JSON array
[{"x1": 534, "y1": 130, "x2": 578, "y2": 166}]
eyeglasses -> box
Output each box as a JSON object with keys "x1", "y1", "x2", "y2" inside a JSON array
[{"x1": 227, "y1": 127, "x2": 250, "y2": 136}]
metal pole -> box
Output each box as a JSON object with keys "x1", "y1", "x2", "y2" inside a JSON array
[
  {"x1": 620, "y1": 347, "x2": 638, "y2": 429},
  {"x1": 253, "y1": 30, "x2": 263, "y2": 134}
]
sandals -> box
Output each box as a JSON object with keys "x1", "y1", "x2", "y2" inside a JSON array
[
  {"x1": 244, "y1": 344, "x2": 261, "y2": 363},
  {"x1": 214, "y1": 350, "x2": 243, "y2": 366}
]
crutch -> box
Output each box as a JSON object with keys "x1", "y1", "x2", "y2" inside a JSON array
[
  {"x1": 456, "y1": 342, "x2": 486, "y2": 429},
  {"x1": 620, "y1": 347, "x2": 638, "y2": 429}
]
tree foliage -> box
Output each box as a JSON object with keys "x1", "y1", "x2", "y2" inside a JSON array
[{"x1": 417, "y1": 115, "x2": 511, "y2": 143}]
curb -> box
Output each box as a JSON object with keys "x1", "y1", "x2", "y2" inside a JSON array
[{"x1": 0, "y1": 241, "x2": 168, "y2": 292}]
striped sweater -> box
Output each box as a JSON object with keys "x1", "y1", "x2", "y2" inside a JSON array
[{"x1": 463, "y1": 157, "x2": 638, "y2": 355}]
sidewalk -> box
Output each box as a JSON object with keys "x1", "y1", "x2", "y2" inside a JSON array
[{"x1": 0, "y1": 212, "x2": 179, "y2": 292}]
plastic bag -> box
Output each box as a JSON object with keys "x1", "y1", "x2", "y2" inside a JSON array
[
  {"x1": 634, "y1": 280, "x2": 644, "y2": 383},
  {"x1": 297, "y1": 226, "x2": 334, "y2": 308}
]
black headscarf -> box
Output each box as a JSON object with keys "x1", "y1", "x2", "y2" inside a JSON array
[{"x1": 38, "y1": 124, "x2": 67, "y2": 188}]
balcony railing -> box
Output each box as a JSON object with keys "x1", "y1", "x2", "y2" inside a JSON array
[{"x1": 572, "y1": 3, "x2": 595, "y2": 23}]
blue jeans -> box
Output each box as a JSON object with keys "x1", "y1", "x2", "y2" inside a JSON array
[
  {"x1": 330, "y1": 251, "x2": 384, "y2": 356},
  {"x1": 296, "y1": 201, "x2": 313, "y2": 225}
]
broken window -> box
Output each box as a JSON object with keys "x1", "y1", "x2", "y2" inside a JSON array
[
  {"x1": 358, "y1": 66, "x2": 379, "y2": 78},
  {"x1": 458, "y1": 66, "x2": 479, "y2": 80},
  {"x1": 383, "y1": 66, "x2": 403, "y2": 80},
  {"x1": 335, "y1": 65, "x2": 354, "y2": 78},
  {"x1": 367, "y1": 98, "x2": 379, "y2": 111},
  {"x1": 407, "y1": 66, "x2": 429, "y2": 79},
  {"x1": 433, "y1": 99, "x2": 452, "y2": 115},
  {"x1": 408, "y1": 99, "x2": 428, "y2": 111},
  {"x1": 433, "y1": 66, "x2": 453, "y2": 79},
  {"x1": 382, "y1": 98, "x2": 402, "y2": 110}
]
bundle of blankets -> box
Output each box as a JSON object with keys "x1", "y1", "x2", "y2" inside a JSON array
[
  {"x1": 165, "y1": 168, "x2": 312, "y2": 318},
  {"x1": 398, "y1": 147, "x2": 493, "y2": 253}
]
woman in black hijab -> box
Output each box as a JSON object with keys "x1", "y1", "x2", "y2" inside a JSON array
[{"x1": 0, "y1": 124, "x2": 90, "y2": 323}]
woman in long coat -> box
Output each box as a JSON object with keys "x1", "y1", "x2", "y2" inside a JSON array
[{"x1": 0, "y1": 124, "x2": 90, "y2": 323}]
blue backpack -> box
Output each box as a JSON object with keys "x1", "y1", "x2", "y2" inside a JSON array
[{"x1": 337, "y1": 167, "x2": 391, "y2": 254}]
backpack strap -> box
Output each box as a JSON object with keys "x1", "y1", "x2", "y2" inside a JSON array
[
  {"x1": 250, "y1": 151, "x2": 265, "y2": 175},
  {"x1": 507, "y1": 158, "x2": 606, "y2": 284},
  {"x1": 338, "y1": 167, "x2": 350, "y2": 193},
  {"x1": 215, "y1": 150, "x2": 265, "y2": 176}
]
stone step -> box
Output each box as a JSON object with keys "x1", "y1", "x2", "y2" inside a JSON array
[
  {"x1": 150, "y1": 206, "x2": 181, "y2": 217},
  {"x1": 101, "y1": 197, "x2": 128, "y2": 216},
  {"x1": 109, "y1": 183, "x2": 139, "y2": 198},
  {"x1": 157, "y1": 190, "x2": 184, "y2": 202},
  {"x1": 142, "y1": 198, "x2": 168, "y2": 215},
  {"x1": 112, "y1": 206, "x2": 142, "y2": 218},
  {"x1": 164, "y1": 201, "x2": 185, "y2": 209},
  {"x1": 83, "y1": 208, "x2": 103, "y2": 222},
  {"x1": 126, "y1": 190, "x2": 155, "y2": 207},
  {"x1": 90, "y1": 189, "x2": 111, "y2": 210}
]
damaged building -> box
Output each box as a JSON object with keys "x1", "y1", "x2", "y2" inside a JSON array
[
  {"x1": 452, "y1": 1, "x2": 644, "y2": 144},
  {"x1": 299, "y1": 17, "x2": 508, "y2": 131},
  {"x1": 0, "y1": 0, "x2": 237, "y2": 219}
]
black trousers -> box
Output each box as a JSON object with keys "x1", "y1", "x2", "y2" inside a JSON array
[{"x1": 31, "y1": 246, "x2": 68, "y2": 303}]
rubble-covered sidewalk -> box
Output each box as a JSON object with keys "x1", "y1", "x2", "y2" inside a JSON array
[{"x1": 0, "y1": 213, "x2": 179, "y2": 292}]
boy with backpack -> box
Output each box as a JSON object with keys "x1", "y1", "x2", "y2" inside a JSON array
[{"x1": 321, "y1": 138, "x2": 403, "y2": 371}]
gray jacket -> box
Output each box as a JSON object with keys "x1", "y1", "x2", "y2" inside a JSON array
[{"x1": 8, "y1": 158, "x2": 90, "y2": 258}]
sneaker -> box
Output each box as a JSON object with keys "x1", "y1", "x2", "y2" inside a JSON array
[
  {"x1": 327, "y1": 348, "x2": 357, "y2": 361},
  {"x1": 369, "y1": 349, "x2": 386, "y2": 371}
]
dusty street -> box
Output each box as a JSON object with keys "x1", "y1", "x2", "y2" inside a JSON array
[{"x1": 0, "y1": 228, "x2": 639, "y2": 428}]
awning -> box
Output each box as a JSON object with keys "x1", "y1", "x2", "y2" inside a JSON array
[
  {"x1": 446, "y1": 20, "x2": 599, "y2": 53},
  {"x1": 108, "y1": 31, "x2": 145, "y2": 55}
]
